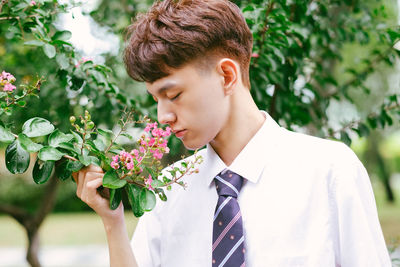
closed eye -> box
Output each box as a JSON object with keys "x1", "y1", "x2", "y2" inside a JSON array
[{"x1": 170, "y1": 92, "x2": 181, "y2": 101}]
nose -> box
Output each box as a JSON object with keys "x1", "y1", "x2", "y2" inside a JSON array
[{"x1": 157, "y1": 101, "x2": 176, "y2": 125}]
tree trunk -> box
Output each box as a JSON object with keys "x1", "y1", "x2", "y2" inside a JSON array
[
  {"x1": 366, "y1": 132, "x2": 395, "y2": 203},
  {"x1": 26, "y1": 230, "x2": 41, "y2": 267},
  {"x1": 0, "y1": 173, "x2": 60, "y2": 267}
]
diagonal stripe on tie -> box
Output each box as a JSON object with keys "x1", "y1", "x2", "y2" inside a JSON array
[
  {"x1": 213, "y1": 210, "x2": 241, "y2": 251},
  {"x1": 214, "y1": 196, "x2": 232, "y2": 221},
  {"x1": 215, "y1": 175, "x2": 239, "y2": 196},
  {"x1": 218, "y1": 235, "x2": 245, "y2": 267},
  {"x1": 212, "y1": 170, "x2": 245, "y2": 266}
]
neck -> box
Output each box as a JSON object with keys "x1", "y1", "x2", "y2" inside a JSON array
[{"x1": 209, "y1": 87, "x2": 265, "y2": 166}]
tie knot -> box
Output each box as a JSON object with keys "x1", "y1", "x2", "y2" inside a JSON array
[{"x1": 214, "y1": 169, "x2": 243, "y2": 198}]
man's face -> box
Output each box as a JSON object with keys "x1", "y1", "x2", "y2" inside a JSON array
[{"x1": 146, "y1": 62, "x2": 230, "y2": 150}]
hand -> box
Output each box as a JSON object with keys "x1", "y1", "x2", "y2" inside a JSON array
[{"x1": 72, "y1": 164, "x2": 124, "y2": 221}]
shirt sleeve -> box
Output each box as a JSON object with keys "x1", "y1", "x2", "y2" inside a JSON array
[
  {"x1": 332, "y1": 147, "x2": 392, "y2": 267},
  {"x1": 131, "y1": 210, "x2": 162, "y2": 267}
]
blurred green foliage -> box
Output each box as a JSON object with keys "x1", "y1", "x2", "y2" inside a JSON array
[{"x1": 0, "y1": 0, "x2": 399, "y2": 214}]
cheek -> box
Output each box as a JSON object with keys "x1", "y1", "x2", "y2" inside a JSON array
[{"x1": 188, "y1": 92, "x2": 228, "y2": 135}]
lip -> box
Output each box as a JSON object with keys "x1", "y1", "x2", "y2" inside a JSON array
[{"x1": 174, "y1": 129, "x2": 187, "y2": 139}]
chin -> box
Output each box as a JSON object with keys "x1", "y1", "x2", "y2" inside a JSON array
[{"x1": 181, "y1": 137, "x2": 208, "y2": 151}]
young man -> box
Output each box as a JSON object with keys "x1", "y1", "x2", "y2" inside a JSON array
[{"x1": 74, "y1": 0, "x2": 392, "y2": 266}]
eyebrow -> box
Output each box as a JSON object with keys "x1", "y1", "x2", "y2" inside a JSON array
[{"x1": 147, "y1": 82, "x2": 177, "y2": 96}]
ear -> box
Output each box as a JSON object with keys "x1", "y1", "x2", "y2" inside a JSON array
[{"x1": 216, "y1": 58, "x2": 239, "y2": 96}]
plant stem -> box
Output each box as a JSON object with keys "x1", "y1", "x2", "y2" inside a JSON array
[{"x1": 63, "y1": 154, "x2": 78, "y2": 161}]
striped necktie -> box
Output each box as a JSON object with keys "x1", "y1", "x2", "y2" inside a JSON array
[{"x1": 212, "y1": 169, "x2": 245, "y2": 267}]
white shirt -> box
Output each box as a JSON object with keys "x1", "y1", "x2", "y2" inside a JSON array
[{"x1": 131, "y1": 111, "x2": 391, "y2": 267}]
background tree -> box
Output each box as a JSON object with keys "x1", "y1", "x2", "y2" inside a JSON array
[{"x1": 1, "y1": 0, "x2": 399, "y2": 266}]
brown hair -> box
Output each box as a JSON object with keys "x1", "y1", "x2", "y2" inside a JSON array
[{"x1": 123, "y1": 0, "x2": 253, "y2": 88}]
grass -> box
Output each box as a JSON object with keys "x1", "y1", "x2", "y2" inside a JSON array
[
  {"x1": 373, "y1": 178, "x2": 400, "y2": 249},
  {"x1": 0, "y1": 180, "x2": 398, "y2": 248},
  {"x1": 0, "y1": 211, "x2": 138, "y2": 247}
]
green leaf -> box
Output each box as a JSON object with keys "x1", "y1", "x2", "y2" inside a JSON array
[
  {"x1": 139, "y1": 188, "x2": 156, "y2": 212},
  {"x1": 17, "y1": 100, "x2": 26, "y2": 107},
  {"x1": 145, "y1": 166, "x2": 158, "y2": 181},
  {"x1": 126, "y1": 184, "x2": 144, "y2": 217},
  {"x1": 93, "y1": 138, "x2": 106, "y2": 151},
  {"x1": 55, "y1": 159, "x2": 72, "y2": 180},
  {"x1": 56, "y1": 53, "x2": 70, "y2": 70},
  {"x1": 0, "y1": 125, "x2": 15, "y2": 143},
  {"x1": 5, "y1": 140, "x2": 30, "y2": 174},
  {"x1": 109, "y1": 189, "x2": 122, "y2": 210},
  {"x1": 22, "y1": 117, "x2": 55, "y2": 137},
  {"x1": 24, "y1": 40, "x2": 44, "y2": 47},
  {"x1": 18, "y1": 133, "x2": 43, "y2": 152},
  {"x1": 88, "y1": 156, "x2": 101, "y2": 166},
  {"x1": 71, "y1": 131, "x2": 83, "y2": 145},
  {"x1": 52, "y1": 30, "x2": 72, "y2": 41},
  {"x1": 43, "y1": 43, "x2": 56, "y2": 58},
  {"x1": 66, "y1": 160, "x2": 84, "y2": 172},
  {"x1": 48, "y1": 129, "x2": 73, "y2": 148},
  {"x1": 38, "y1": 147, "x2": 65, "y2": 161},
  {"x1": 151, "y1": 179, "x2": 164, "y2": 188},
  {"x1": 97, "y1": 128, "x2": 114, "y2": 141},
  {"x1": 78, "y1": 154, "x2": 99, "y2": 167},
  {"x1": 51, "y1": 40, "x2": 72, "y2": 47},
  {"x1": 70, "y1": 76, "x2": 85, "y2": 90},
  {"x1": 340, "y1": 131, "x2": 352, "y2": 146},
  {"x1": 103, "y1": 170, "x2": 127, "y2": 189},
  {"x1": 58, "y1": 142, "x2": 79, "y2": 154},
  {"x1": 154, "y1": 188, "x2": 167, "y2": 201},
  {"x1": 32, "y1": 159, "x2": 54, "y2": 184},
  {"x1": 121, "y1": 133, "x2": 133, "y2": 140}
]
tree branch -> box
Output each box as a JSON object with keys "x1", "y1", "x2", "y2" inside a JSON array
[
  {"x1": 31, "y1": 173, "x2": 60, "y2": 228},
  {"x1": 0, "y1": 204, "x2": 29, "y2": 226}
]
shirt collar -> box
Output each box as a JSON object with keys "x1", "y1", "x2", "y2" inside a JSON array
[{"x1": 203, "y1": 111, "x2": 282, "y2": 186}]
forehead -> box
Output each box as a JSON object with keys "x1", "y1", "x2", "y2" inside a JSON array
[{"x1": 145, "y1": 63, "x2": 210, "y2": 94}]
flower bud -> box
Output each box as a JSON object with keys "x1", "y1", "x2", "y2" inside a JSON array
[
  {"x1": 69, "y1": 116, "x2": 76, "y2": 123},
  {"x1": 87, "y1": 121, "x2": 95, "y2": 129}
]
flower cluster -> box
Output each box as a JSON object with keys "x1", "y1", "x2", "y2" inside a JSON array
[
  {"x1": 109, "y1": 122, "x2": 172, "y2": 191},
  {"x1": 1, "y1": 71, "x2": 16, "y2": 92},
  {"x1": 142, "y1": 122, "x2": 171, "y2": 159}
]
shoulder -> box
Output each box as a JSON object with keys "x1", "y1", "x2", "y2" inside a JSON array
[{"x1": 278, "y1": 127, "x2": 361, "y2": 168}]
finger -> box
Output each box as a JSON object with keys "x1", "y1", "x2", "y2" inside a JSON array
[
  {"x1": 76, "y1": 170, "x2": 85, "y2": 198},
  {"x1": 86, "y1": 164, "x2": 103, "y2": 173},
  {"x1": 81, "y1": 178, "x2": 107, "y2": 206},
  {"x1": 81, "y1": 172, "x2": 104, "y2": 199}
]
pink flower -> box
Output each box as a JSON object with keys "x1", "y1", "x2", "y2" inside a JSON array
[
  {"x1": 163, "y1": 127, "x2": 172, "y2": 137},
  {"x1": 148, "y1": 137, "x2": 156, "y2": 147},
  {"x1": 144, "y1": 125, "x2": 151, "y2": 132},
  {"x1": 30, "y1": 0, "x2": 36, "y2": 6},
  {"x1": 126, "y1": 162, "x2": 134, "y2": 170},
  {"x1": 139, "y1": 146, "x2": 146, "y2": 153},
  {"x1": 131, "y1": 149, "x2": 139, "y2": 158},
  {"x1": 145, "y1": 175, "x2": 154, "y2": 190},
  {"x1": 1, "y1": 71, "x2": 16, "y2": 83},
  {"x1": 111, "y1": 161, "x2": 119, "y2": 169},
  {"x1": 152, "y1": 128, "x2": 161, "y2": 137},
  {"x1": 3, "y1": 83, "x2": 16, "y2": 92},
  {"x1": 159, "y1": 139, "x2": 167, "y2": 148},
  {"x1": 251, "y1": 52, "x2": 259, "y2": 58},
  {"x1": 153, "y1": 149, "x2": 163, "y2": 160}
]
